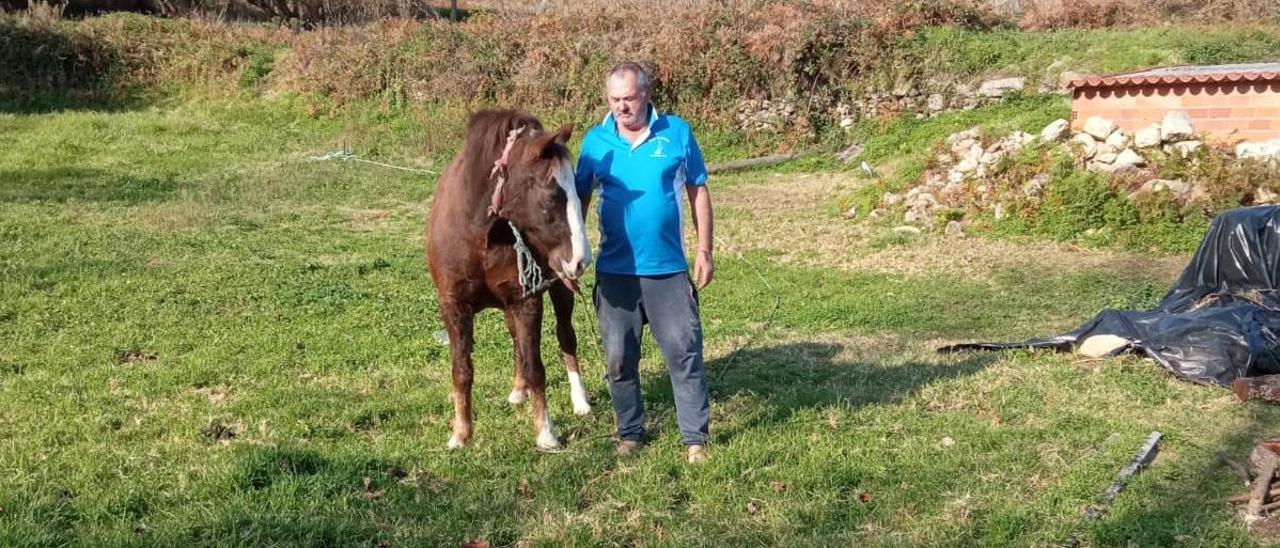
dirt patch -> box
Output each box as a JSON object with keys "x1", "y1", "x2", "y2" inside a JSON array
[
  {"x1": 347, "y1": 208, "x2": 392, "y2": 231},
  {"x1": 118, "y1": 350, "x2": 158, "y2": 365},
  {"x1": 712, "y1": 173, "x2": 1187, "y2": 281}
]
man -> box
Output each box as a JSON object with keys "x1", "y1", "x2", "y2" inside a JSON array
[{"x1": 575, "y1": 62, "x2": 715, "y2": 463}]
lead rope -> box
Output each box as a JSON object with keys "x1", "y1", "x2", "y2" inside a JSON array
[{"x1": 507, "y1": 220, "x2": 556, "y2": 298}]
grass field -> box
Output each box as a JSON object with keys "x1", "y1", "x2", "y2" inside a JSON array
[{"x1": 4, "y1": 96, "x2": 1280, "y2": 546}]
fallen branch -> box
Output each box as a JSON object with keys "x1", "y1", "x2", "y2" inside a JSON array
[
  {"x1": 706, "y1": 153, "x2": 800, "y2": 174},
  {"x1": 1249, "y1": 452, "x2": 1279, "y2": 517},
  {"x1": 1233, "y1": 375, "x2": 1280, "y2": 404},
  {"x1": 1226, "y1": 487, "x2": 1280, "y2": 503},
  {"x1": 1083, "y1": 431, "x2": 1163, "y2": 520},
  {"x1": 1218, "y1": 451, "x2": 1254, "y2": 485}
]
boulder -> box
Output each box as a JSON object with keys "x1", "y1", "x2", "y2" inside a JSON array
[
  {"x1": 1161, "y1": 111, "x2": 1196, "y2": 142},
  {"x1": 947, "y1": 128, "x2": 982, "y2": 149},
  {"x1": 1105, "y1": 130, "x2": 1130, "y2": 150},
  {"x1": 1040, "y1": 119, "x2": 1070, "y2": 143},
  {"x1": 1168, "y1": 140, "x2": 1203, "y2": 157},
  {"x1": 1114, "y1": 148, "x2": 1146, "y2": 169},
  {"x1": 1083, "y1": 116, "x2": 1117, "y2": 140},
  {"x1": 978, "y1": 77, "x2": 1026, "y2": 98},
  {"x1": 1073, "y1": 133, "x2": 1099, "y2": 159},
  {"x1": 1238, "y1": 140, "x2": 1280, "y2": 161},
  {"x1": 927, "y1": 93, "x2": 946, "y2": 111},
  {"x1": 1134, "y1": 124, "x2": 1162, "y2": 149}
]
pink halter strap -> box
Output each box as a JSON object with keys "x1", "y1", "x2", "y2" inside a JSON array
[{"x1": 488, "y1": 125, "x2": 527, "y2": 216}]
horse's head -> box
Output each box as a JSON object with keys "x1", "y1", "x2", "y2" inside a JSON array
[{"x1": 491, "y1": 123, "x2": 591, "y2": 292}]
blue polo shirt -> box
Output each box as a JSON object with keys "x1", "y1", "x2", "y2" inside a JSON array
[{"x1": 575, "y1": 107, "x2": 709, "y2": 276}]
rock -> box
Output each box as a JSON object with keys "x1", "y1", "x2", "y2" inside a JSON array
[
  {"x1": 839, "y1": 117, "x2": 856, "y2": 129},
  {"x1": 893, "y1": 225, "x2": 922, "y2": 235},
  {"x1": 1094, "y1": 142, "x2": 1120, "y2": 157},
  {"x1": 936, "y1": 153, "x2": 954, "y2": 166},
  {"x1": 951, "y1": 139, "x2": 979, "y2": 156},
  {"x1": 1009, "y1": 131, "x2": 1035, "y2": 149},
  {"x1": 978, "y1": 77, "x2": 1026, "y2": 98},
  {"x1": 1040, "y1": 119, "x2": 1070, "y2": 143},
  {"x1": 994, "y1": 203, "x2": 1007, "y2": 220},
  {"x1": 837, "y1": 143, "x2": 864, "y2": 163},
  {"x1": 843, "y1": 207, "x2": 859, "y2": 219},
  {"x1": 947, "y1": 128, "x2": 982, "y2": 149},
  {"x1": 1134, "y1": 124, "x2": 1162, "y2": 149},
  {"x1": 1105, "y1": 130, "x2": 1130, "y2": 150},
  {"x1": 1186, "y1": 182, "x2": 1210, "y2": 204},
  {"x1": 979, "y1": 149, "x2": 1006, "y2": 166},
  {"x1": 1114, "y1": 148, "x2": 1145, "y2": 169},
  {"x1": 947, "y1": 169, "x2": 966, "y2": 185},
  {"x1": 882, "y1": 192, "x2": 901, "y2": 206},
  {"x1": 1083, "y1": 116, "x2": 1117, "y2": 140},
  {"x1": 915, "y1": 192, "x2": 937, "y2": 206},
  {"x1": 1024, "y1": 175, "x2": 1048, "y2": 199},
  {"x1": 1078, "y1": 334, "x2": 1129, "y2": 358},
  {"x1": 1161, "y1": 111, "x2": 1195, "y2": 143},
  {"x1": 1139, "y1": 178, "x2": 1190, "y2": 199},
  {"x1": 927, "y1": 93, "x2": 946, "y2": 111},
  {"x1": 1257, "y1": 188, "x2": 1279, "y2": 204},
  {"x1": 1072, "y1": 133, "x2": 1099, "y2": 159},
  {"x1": 945, "y1": 220, "x2": 964, "y2": 237},
  {"x1": 1094, "y1": 152, "x2": 1118, "y2": 164},
  {"x1": 1168, "y1": 140, "x2": 1203, "y2": 157},
  {"x1": 1238, "y1": 140, "x2": 1280, "y2": 161},
  {"x1": 893, "y1": 80, "x2": 915, "y2": 97}
]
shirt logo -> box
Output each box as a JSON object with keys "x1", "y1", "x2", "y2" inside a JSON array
[{"x1": 649, "y1": 137, "x2": 670, "y2": 158}]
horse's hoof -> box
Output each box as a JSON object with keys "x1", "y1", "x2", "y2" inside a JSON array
[
  {"x1": 535, "y1": 430, "x2": 560, "y2": 450},
  {"x1": 572, "y1": 401, "x2": 592, "y2": 416},
  {"x1": 447, "y1": 435, "x2": 467, "y2": 449},
  {"x1": 507, "y1": 389, "x2": 527, "y2": 405}
]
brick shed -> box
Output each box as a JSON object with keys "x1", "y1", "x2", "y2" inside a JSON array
[{"x1": 1067, "y1": 63, "x2": 1280, "y2": 144}]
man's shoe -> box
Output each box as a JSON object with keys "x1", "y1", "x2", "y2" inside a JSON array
[
  {"x1": 687, "y1": 444, "x2": 707, "y2": 463},
  {"x1": 616, "y1": 439, "x2": 644, "y2": 457}
]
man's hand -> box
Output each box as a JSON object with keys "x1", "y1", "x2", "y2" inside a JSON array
[{"x1": 694, "y1": 249, "x2": 714, "y2": 290}]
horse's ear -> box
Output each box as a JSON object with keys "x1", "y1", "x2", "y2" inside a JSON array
[
  {"x1": 552, "y1": 123, "x2": 573, "y2": 145},
  {"x1": 534, "y1": 124, "x2": 573, "y2": 158}
]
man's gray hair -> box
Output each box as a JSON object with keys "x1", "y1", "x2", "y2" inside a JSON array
[{"x1": 606, "y1": 62, "x2": 651, "y2": 95}]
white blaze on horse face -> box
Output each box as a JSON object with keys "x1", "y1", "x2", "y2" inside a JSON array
[
  {"x1": 556, "y1": 157, "x2": 590, "y2": 276},
  {"x1": 568, "y1": 371, "x2": 591, "y2": 415}
]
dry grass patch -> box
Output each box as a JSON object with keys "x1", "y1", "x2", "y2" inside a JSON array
[{"x1": 714, "y1": 172, "x2": 1188, "y2": 281}]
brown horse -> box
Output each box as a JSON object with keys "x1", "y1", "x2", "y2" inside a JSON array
[{"x1": 426, "y1": 109, "x2": 592, "y2": 450}]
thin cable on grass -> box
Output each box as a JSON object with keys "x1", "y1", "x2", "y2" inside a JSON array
[{"x1": 306, "y1": 148, "x2": 437, "y2": 175}]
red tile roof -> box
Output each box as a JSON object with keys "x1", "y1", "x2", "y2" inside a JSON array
[{"x1": 1066, "y1": 63, "x2": 1280, "y2": 89}]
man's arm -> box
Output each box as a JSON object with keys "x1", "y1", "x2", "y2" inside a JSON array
[{"x1": 686, "y1": 183, "x2": 714, "y2": 289}]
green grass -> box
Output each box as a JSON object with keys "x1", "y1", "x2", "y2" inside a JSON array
[{"x1": 3, "y1": 96, "x2": 1280, "y2": 546}]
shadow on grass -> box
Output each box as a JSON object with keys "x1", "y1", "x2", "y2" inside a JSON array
[
  {"x1": 634, "y1": 341, "x2": 994, "y2": 444},
  {"x1": 0, "y1": 168, "x2": 178, "y2": 204}
]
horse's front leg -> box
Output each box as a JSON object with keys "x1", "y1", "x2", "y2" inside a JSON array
[
  {"x1": 502, "y1": 307, "x2": 527, "y2": 405},
  {"x1": 549, "y1": 285, "x2": 590, "y2": 415},
  {"x1": 442, "y1": 300, "x2": 477, "y2": 449},
  {"x1": 510, "y1": 296, "x2": 560, "y2": 450}
]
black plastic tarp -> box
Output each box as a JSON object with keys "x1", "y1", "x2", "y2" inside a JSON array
[{"x1": 941, "y1": 206, "x2": 1280, "y2": 387}]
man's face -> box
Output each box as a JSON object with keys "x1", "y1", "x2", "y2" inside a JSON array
[{"x1": 606, "y1": 71, "x2": 649, "y2": 132}]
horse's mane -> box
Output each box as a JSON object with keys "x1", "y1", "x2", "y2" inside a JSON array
[{"x1": 460, "y1": 109, "x2": 545, "y2": 183}]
